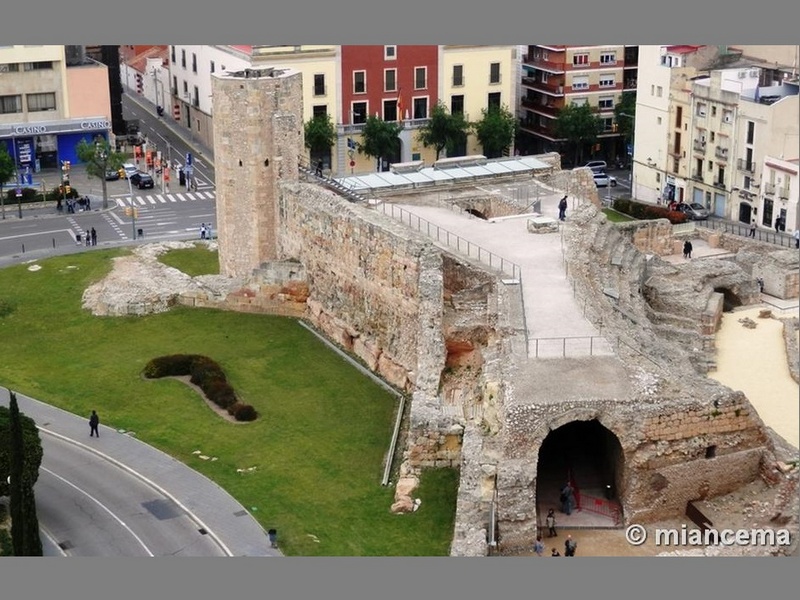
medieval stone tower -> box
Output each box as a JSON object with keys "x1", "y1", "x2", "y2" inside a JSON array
[{"x1": 211, "y1": 67, "x2": 303, "y2": 278}]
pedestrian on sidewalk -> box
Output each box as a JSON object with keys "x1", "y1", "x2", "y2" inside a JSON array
[
  {"x1": 558, "y1": 195, "x2": 568, "y2": 221},
  {"x1": 794, "y1": 229, "x2": 799, "y2": 249},
  {"x1": 200, "y1": 223, "x2": 207, "y2": 240},
  {"x1": 564, "y1": 535, "x2": 577, "y2": 557},
  {"x1": 91, "y1": 227, "x2": 97, "y2": 246},
  {"x1": 85, "y1": 230, "x2": 91, "y2": 246},
  {"x1": 89, "y1": 410, "x2": 100, "y2": 437},
  {"x1": 546, "y1": 508, "x2": 557, "y2": 537},
  {"x1": 315, "y1": 159, "x2": 323, "y2": 177},
  {"x1": 533, "y1": 535, "x2": 545, "y2": 556},
  {"x1": 683, "y1": 240, "x2": 693, "y2": 259},
  {"x1": 749, "y1": 221, "x2": 756, "y2": 238},
  {"x1": 756, "y1": 277, "x2": 764, "y2": 293},
  {"x1": 551, "y1": 547, "x2": 561, "y2": 557}
]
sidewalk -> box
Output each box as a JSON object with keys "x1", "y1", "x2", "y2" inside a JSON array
[{"x1": 0, "y1": 386, "x2": 279, "y2": 557}]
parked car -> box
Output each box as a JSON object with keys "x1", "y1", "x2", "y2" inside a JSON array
[
  {"x1": 593, "y1": 172, "x2": 617, "y2": 187},
  {"x1": 130, "y1": 172, "x2": 154, "y2": 189},
  {"x1": 121, "y1": 163, "x2": 138, "y2": 179},
  {"x1": 584, "y1": 160, "x2": 608, "y2": 174},
  {"x1": 677, "y1": 202, "x2": 709, "y2": 220},
  {"x1": 104, "y1": 169, "x2": 120, "y2": 181}
]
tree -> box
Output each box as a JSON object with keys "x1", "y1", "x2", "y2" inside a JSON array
[
  {"x1": 473, "y1": 105, "x2": 517, "y2": 159},
  {"x1": 614, "y1": 91, "x2": 637, "y2": 155},
  {"x1": 0, "y1": 145, "x2": 15, "y2": 219},
  {"x1": 304, "y1": 113, "x2": 337, "y2": 169},
  {"x1": 7, "y1": 392, "x2": 42, "y2": 556},
  {"x1": 76, "y1": 137, "x2": 125, "y2": 210},
  {"x1": 416, "y1": 102, "x2": 471, "y2": 160},
  {"x1": 358, "y1": 115, "x2": 403, "y2": 172},
  {"x1": 553, "y1": 103, "x2": 604, "y2": 166}
]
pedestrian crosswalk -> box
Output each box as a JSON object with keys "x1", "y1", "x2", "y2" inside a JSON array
[{"x1": 115, "y1": 189, "x2": 217, "y2": 207}]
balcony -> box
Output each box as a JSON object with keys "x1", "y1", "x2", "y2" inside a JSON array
[
  {"x1": 519, "y1": 117, "x2": 559, "y2": 139},
  {"x1": 764, "y1": 182, "x2": 775, "y2": 195},
  {"x1": 713, "y1": 180, "x2": 726, "y2": 189},
  {"x1": 522, "y1": 102, "x2": 561, "y2": 118},
  {"x1": 623, "y1": 78, "x2": 637, "y2": 90},
  {"x1": 522, "y1": 56, "x2": 566, "y2": 73},
  {"x1": 714, "y1": 147, "x2": 729, "y2": 161},
  {"x1": 692, "y1": 171, "x2": 704, "y2": 181},
  {"x1": 693, "y1": 140, "x2": 706, "y2": 153},
  {"x1": 521, "y1": 76, "x2": 564, "y2": 95},
  {"x1": 779, "y1": 187, "x2": 790, "y2": 200},
  {"x1": 737, "y1": 158, "x2": 755, "y2": 173}
]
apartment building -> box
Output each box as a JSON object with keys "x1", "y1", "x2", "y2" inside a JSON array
[
  {"x1": 518, "y1": 44, "x2": 638, "y2": 162},
  {"x1": 759, "y1": 156, "x2": 798, "y2": 232},
  {"x1": 1, "y1": 45, "x2": 112, "y2": 171}
]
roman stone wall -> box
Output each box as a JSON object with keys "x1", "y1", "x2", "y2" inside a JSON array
[{"x1": 615, "y1": 219, "x2": 676, "y2": 256}]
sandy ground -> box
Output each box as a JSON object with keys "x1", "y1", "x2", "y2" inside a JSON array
[{"x1": 708, "y1": 306, "x2": 799, "y2": 450}]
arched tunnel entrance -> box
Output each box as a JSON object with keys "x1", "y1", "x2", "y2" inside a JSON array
[
  {"x1": 714, "y1": 287, "x2": 743, "y2": 312},
  {"x1": 465, "y1": 208, "x2": 488, "y2": 220},
  {"x1": 536, "y1": 419, "x2": 625, "y2": 527}
]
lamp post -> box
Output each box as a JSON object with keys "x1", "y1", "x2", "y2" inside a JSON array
[
  {"x1": 95, "y1": 136, "x2": 110, "y2": 210},
  {"x1": 126, "y1": 173, "x2": 137, "y2": 240},
  {"x1": 152, "y1": 67, "x2": 165, "y2": 113},
  {"x1": 184, "y1": 93, "x2": 194, "y2": 144},
  {"x1": 617, "y1": 111, "x2": 635, "y2": 196}
]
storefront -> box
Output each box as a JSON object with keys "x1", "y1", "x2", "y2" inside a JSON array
[{"x1": 0, "y1": 116, "x2": 111, "y2": 172}]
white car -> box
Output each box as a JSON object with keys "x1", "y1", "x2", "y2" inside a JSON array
[
  {"x1": 593, "y1": 172, "x2": 617, "y2": 187},
  {"x1": 121, "y1": 163, "x2": 138, "y2": 179},
  {"x1": 584, "y1": 160, "x2": 608, "y2": 174}
]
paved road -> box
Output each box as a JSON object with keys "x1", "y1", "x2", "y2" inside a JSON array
[{"x1": 1, "y1": 387, "x2": 279, "y2": 557}]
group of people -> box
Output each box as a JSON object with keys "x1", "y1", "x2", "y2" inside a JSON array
[
  {"x1": 83, "y1": 227, "x2": 98, "y2": 247},
  {"x1": 199, "y1": 223, "x2": 211, "y2": 240},
  {"x1": 61, "y1": 196, "x2": 92, "y2": 214}
]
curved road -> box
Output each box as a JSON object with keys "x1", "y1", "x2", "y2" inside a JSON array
[{"x1": 35, "y1": 432, "x2": 225, "y2": 556}]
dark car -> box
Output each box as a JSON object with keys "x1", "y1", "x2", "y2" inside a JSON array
[
  {"x1": 130, "y1": 172, "x2": 154, "y2": 189},
  {"x1": 104, "y1": 169, "x2": 120, "y2": 181}
]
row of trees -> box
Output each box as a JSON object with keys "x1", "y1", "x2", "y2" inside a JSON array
[
  {"x1": 304, "y1": 102, "x2": 518, "y2": 172},
  {"x1": 305, "y1": 92, "x2": 637, "y2": 172},
  {"x1": 0, "y1": 392, "x2": 44, "y2": 556}
]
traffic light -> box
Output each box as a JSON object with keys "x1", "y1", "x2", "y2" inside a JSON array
[
  {"x1": 125, "y1": 207, "x2": 132, "y2": 216},
  {"x1": 134, "y1": 145, "x2": 143, "y2": 159}
]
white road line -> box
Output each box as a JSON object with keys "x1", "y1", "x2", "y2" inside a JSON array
[
  {"x1": 146, "y1": 196, "x2": 156, "y2": 204},
  {"x1": 185, "y1": 193, "x2": 196, "y2": 200},
  {"x1": 40, "y1": 466, "x2": 155, "y2": 557},
  {"x1": 0, "y1": 229, "x2": 73, "y2": 241},
  {"x1": 204, "y1": 191, "x2": 215, "y2": 199},
  {"x1": 156, "y1": 195, "x2": 166, "y2": 203},
  {"x1": 176, "y1": 194, "x2": 186, "y2": 201}
]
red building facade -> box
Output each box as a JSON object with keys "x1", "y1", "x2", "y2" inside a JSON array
[{"x1": 340, "y1": 45, "x2": 439, "y2": 125}]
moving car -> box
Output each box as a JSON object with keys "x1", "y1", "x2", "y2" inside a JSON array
[
  {"x1": 677, "y1": 202, "x2": 709, "y2": 220},
  {"x1": 104, "y1": 169, "x2": 120, "y2": 181},
  {"x1": 121, "y1": 163, "x2": 138, "y2": 179},
  {"x1": 584, "y1": 160, "x2": 608, "y2": 174},
  {"x1": 130, "y1": 172, "x2": 154, "y2": 189},
  {"x1": 593, "y1": 172, "x2": 617, "y2": 187}
]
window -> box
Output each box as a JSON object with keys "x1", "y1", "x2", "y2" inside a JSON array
[
  {"x1": 676, "y1": 105, "x2": 683, "y2": 128},
  {"x1": 183, "y1": 80, "x2": 188, "y2": 95},
  {"x1": 0, "y1": 63, "x2": 20, "y2": 72},
  {"x1": 656, "y1": 86, "x2": 663, "y2": 97},
  {"x1": 193, "y1": 86, "x2": 199, "y2": 107},
  {"x1": 708, "y1": 160, "x2": 713, "y2": 171},
  {"x1": 717, "y1": 167, "x2": 725, "y2": 184},
  {"x1": 23, "y1": 61, "x2": 52, "y2": 71},
  {"x1": 599, "y1": 74, "x2": 615, "y2": 88},
  {"x1": 571, "y1": 97, "x2": 588, "y2": 107},
  {"x1": 711, "y1": 106, "x2": 717, "y2": 117},
  {"x1": 572, "y1": 75, "x2": 589, "y2": 90},
  {"x1": 0, "y1": 94, "x2": 22, "y2": 114},
  {"x1": 210, "y1": 60, "x2": 215, "y2": 74},
  {"x1": 353, "y1": 71, "x2": 366, "y2": 94},
  {"x1": 710, "y1": 132, "x2": 715, "y2": 143},
  {"x1": 351, "y1": 101, "x2": 367, "y2": 124},
  {"x1": 451, "y1": 94, "x2": 464, "y2": 115},
  {"x1": 181, "y1": 49, "x2": 186, "y2": 69},
  {"x1": 171, "y1": 46, "x2": 176, "y2": 63},
  {"x1": 192, "y1": 53, "x2": 197, "y2": 73},
  {"x1": 657, "y1": 116, "x2": 662, "y2": 125},
  {"x1": 573, "y1": 53, "x2": 589, "y2": 66},
  {"x1": 412, "y1": 152, "x2": 421, "y2": 161},
  {"x1": 598, "y1": 97, "x2": 614, "y2": 109},
  {"x1": 413, "y1": 97, "x2": 428, "y2": 120},
  {"x1": 696, "y1": 103, "x2": 707, "y2": 117},
  {"x1": 173, "y1": 75, "x2": 178, "y2": 95},
  {"x1": 26, "y1": 92, "x2": 56, "y2": 112},
  {"x1": 600, "y1": 52, "x2": 616, "y2": 64},
  {"x1": 489, "y1": 62, "x2": 501, "y2": 84},
  {"x1": 384, "y1": 69, "x2": 396, "y2": 92},
  {"x1": 384, "y1": 45, "x2": 396, "y2": 60},
  {"x1": 312, "y1": 105, "x2": 327, "y2": 118},
  {"x1": 722, "y1": 109, "x2": 732, "y2": 123},
  {"x1": 414, "y1": 67, "x2": 427, "y2": 90},
  {"x1": 452, "y1": 65, "x2": 464, "y2": 87},
  {"x1": 487, "y1": 92, "x2": 501, "y2": 109},
  {"x1": 602, "y1": 117, "x2": 614, "y2": 131},
  {"x1": 314, "y1": 73, "x2": 326, "y2": 96},
  {"x1": 541, "y1": 72, "x2": 549, "y2": 83},
  {"x1": 383, "y1": 99, "x2": 398, "y2": 122},
  {"x1": 746, "y1": 121, "x2": 754, "y2": 144}
]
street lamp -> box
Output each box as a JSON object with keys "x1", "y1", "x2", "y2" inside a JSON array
[
  {"x1": 151, "y1": 67, "x2": 165, "y2": 114},
  {"x1": 184, "y1": 93, "x2": 194, "y2": 144},
  {"x1": 126, "y1": 173, "x2": 137, "y2": 240},
  {"x1": 617, "y1": 111, "x2": 635, "y2": 194}
]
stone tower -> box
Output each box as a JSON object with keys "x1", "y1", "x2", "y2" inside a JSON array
[{"x1": 211, "y1": 67, "x2": 303, "y2": 278}]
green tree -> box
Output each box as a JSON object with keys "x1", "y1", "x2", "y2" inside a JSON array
[
  {"x1": 7, "y1": 391, "x2": 42, "y2": 556},
  {"x1": 76, "y1": 137, "x2": 125, "y2": 210},
  {"x1": 614, "y1": 91, "x2": 637, "y2": 151},
  {"x1": 553, "y1": 103, "x2": 604, "y2": 166},
  {"x1": 304, "y1": 113, "x2": 337, "y2": 170},
  {"x1": 0, "y1": 145, "x2": 16, "y2": 219},
  {"x1": 416, "y1": 101, "x2": 471, "y2": 160},
  {"x1": 473, "y1": 105, "x2": 517, "y2": 159},
  {"x1": 358, "y1": 115, "x2": 403, "y2": 172},
  {"x1": 0, "y1": 400, "x2": 44, "y2": 500}
]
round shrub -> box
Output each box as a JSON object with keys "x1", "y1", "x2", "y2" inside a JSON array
[
  {"x1": 204, "y1": 380, "x2": 237, "y2": 410},
  {"x1": 233, "y1": 404, "x2": 258, "y2": 422}
]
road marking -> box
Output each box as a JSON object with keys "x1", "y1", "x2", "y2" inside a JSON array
[
  {"x1": 175, "y1": 194, "x2": 186, "y2": 202},
  {"x1": 146, "y1": 195, "x2": 157, "y2": 204},
  {"x1": 40, "y1": 466, "x2": 155, "y2": 557},
  {"x1": 156, "y1": 195, "x2": 166, "y2": 203},
  {"x1": 0, "y1": 228, "x2": 73, "y2": 241}
]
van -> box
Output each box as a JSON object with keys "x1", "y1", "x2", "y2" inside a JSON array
[{"x1": 583, "y1": 160, "x2": 608, "y2": 174}]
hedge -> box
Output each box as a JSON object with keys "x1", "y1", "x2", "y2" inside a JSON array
[{"x1": 611, "y1": 198, "x2": 688, "y2": 224}]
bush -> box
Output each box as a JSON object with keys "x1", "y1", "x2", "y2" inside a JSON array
[
  {"x1": 233, "y1": 404, "x2": 258, "y2": 422},
  {"x1": 204, "y1": 380, "x2": 237, "y2": 410},
  {"x1": 45, "y1": 186, "x2": 79, "y2": 203},
  {"x1": 189, "y1": 356, "x2": 224, "y2": 387},
  {"x1": 143, "y1": 354, "x2": 198, "y2": 378},
  {"x1": 5, "y1": 187, "x2": 43, "y2": 204},
  {"x1": 612, "y1": 199, "x2": 688, "y2": 224}
]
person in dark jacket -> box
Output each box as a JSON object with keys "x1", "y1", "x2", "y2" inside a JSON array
[
  {"x1": 683, "y1": 240, "x2": 693, "y2": 259},
  {"x1": 558, "y1": 195, "x2": 568, "y2": 221},
  {"x1": 89, "y1": 410, "x2": 100, "y2": 437}
]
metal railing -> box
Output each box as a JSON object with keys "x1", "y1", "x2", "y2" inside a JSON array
[
  {"x1": 488, "y1": 487, "x2": 499, "y2": 554},
  {"x1": 298, "y1": 155, "x2": 368, "y2": 204},
  {"x1": 697, "y1": 218, "x2": 795, "y2": 248},
  {"x1": 529, "y1": 335, "x2": 609, "y2": 358},
  {"x1": 377, "y1": 202, "x2": 521, "y2": 280}
]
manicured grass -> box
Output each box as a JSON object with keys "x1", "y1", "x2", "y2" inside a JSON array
[
  {"x1": 158, "y1": 244, "x2": 220, "y2": 277},
  {"x1": 0, "y1": 250, "x2": 459, "y2": 555},
  {"x1": 602, "y1": 208, "x2": 635, "y2": 223}
]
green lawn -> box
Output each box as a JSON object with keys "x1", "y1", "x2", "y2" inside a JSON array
[
  {"x1": 602, "y1": 208, "x2": 635, "y2": 222},
  {"x1": 0, "y1": 249, "x2": 458, "y2": 555},
  {"x1": 157, "y1": 244, "x2": 220, "y2": 276}
]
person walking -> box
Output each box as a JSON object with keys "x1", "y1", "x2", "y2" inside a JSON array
[
  {"x1": 200, "y1": 223, "x2": 207, "y2": 240},
  {"x1": 749, "y1": 221, "x2": 756, "y2": 238},
  {"x1": 793, "y1": 228, "x2": 799, "y2": 249},
  {"x1": 533, "y1": 535, "x2": 545, "y2": 556},
  {"x1": 564, "y1": 534, "x2": 577, "y2": 557},
  {"x1": 91, "y1": 227, "x2": 97, "y2": 246},
  {"x1": 560, "y1": 482, "x2": 575, "y2": 515},
  {"x1": 89, "y1": 410, "x2": 100, "y2": 437},
  {"x1": 315, "y1": 159, "x2": 324, "y2": 177},
  {"x1": 558, "y1": 195, "x2": 568, "y2": 221},
  {"x1": 545, "y1": 508, "x2": 557, "y2": 537},
  {"x1": 683, "y1": 239, "x2": 693, "y2": 259}
]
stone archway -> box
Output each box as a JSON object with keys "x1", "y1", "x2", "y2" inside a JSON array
[
  {"x1": 536, "y1": 418, "x2": 625, "y2": 527},
  {"x1": 714, "y1": 286, "x2": 744, "y2": 312}
]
